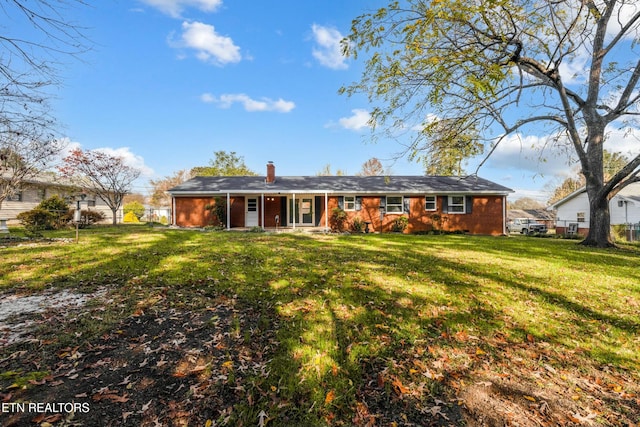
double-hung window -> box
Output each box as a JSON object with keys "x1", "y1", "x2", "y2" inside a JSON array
[
  {"x1": 386, "y1": 196, "x2": 403, "y2": 213},
  {"x1": 448, "y1": 196, "x2": 465, "y2": 213},
  {"x1": 344, "y1": 196, "x2": 356, "y2": 211},
  {"x1": 577, "y1": 212, "x2": 586, "y2": 223},
  {"x1": 425, "y1": 196, "x2": 437, "y2": 211}
]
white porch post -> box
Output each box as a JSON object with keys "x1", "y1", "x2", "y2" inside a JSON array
[
  {"x1": 325, "y1": 192, "x2": 328, "y2": 231},
  {"x1": 292, "y1": 193, "x2": 296, "y2": 229},
  {"x1": 171, "y1": 197, "x2": 176, "y2": 226},
  {"x1": 261, "y1": 193, "x2": 265, "y2": 230},
  {"x1": 226, "y1": 193, "x2": 231, "y2": 230}
]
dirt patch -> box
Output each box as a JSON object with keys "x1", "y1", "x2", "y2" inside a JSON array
[{"x1": 0, "y1": 295, "x2": 275, "y2": 427}]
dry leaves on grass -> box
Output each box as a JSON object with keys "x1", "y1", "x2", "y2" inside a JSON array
[{"x1": 0, "y1": 295, "x2": 278, "y2": 427}]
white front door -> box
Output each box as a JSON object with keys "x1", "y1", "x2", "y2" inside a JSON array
[{"x1": 246, "y1": 197, "x2": 259, "y2": 227}]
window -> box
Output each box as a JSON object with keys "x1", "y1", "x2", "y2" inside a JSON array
[
  {"x1": 6, "y1": 191, "x2": 22, "y2": 202},
  {"x1": 425, "y1": 196, "x2": 437, "y2": 211},
  {"x1": 577, "y1": 212, "x2": 586, "y2": 223},
  {"x1": 37, "y1": 188, "x2": 46, "y2": 201},
  {"x1": 448, "y1": 196, "x2": 465, "y2": 213},
  {"x1": 344, "y1": 196, "x2": 355, "y2": 211},
  {"x1": 387, "y1": 196, "x2": 403, "y2": 213}
]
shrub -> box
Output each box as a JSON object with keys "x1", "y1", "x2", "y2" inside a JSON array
[
  {"x1": 75, "y1": 210, "x2": 106, "y2": 228},
  {"x1": 123, "y1": 211, "x2": 140, "y2": 223},
  {"x1": 391, "y1": 216, "x2": 409, "y2": 233},
  {"x1": 330, "y1": 207, "x2": 348, "y2": 232},
  {"x1": 37, "y1": 195, "x2": 72, "y2": 229},
  {"x1": 204, "y1": 197, "x2": 227, "y2": 227},
  {"x1": 17, "y1": 209, "x2": 56, "y2": 236},
  {"x1": 351, "y1": 217, "x2": 365, "y2": 233},
  {"x1": 124, "y1": 201, "x2": 145, "y2": 220}
]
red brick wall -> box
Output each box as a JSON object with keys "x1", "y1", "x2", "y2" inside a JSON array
[
  {"x1": 175, "y1": 194, "x2": 506, "y2": 234},
  {"x1": 263, "y1": 197, "x2": 283, "y2": 227},
  {"x1": 174, "y1": 196, "x2": 245, "y2": 227},
  {"x1": 332, "y1": 195, "x2": 505, "y2": 235}
]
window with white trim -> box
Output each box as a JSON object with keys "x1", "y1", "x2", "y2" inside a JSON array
[
  {"x1": 448, "y1": 196, "x2": 465, "y2": 213},
  {"x1": 577, "y1": 212, "x2": 586, "y2": 223},
  {"x1": 344, "y1": 195, "x2": 356, "y2": 211},
  {"x1": 425, "y1": 196, "x2": 437, "y2": 211},
  {"x1": 386, "y1": 196, "x2": 403, "y2": 213}
]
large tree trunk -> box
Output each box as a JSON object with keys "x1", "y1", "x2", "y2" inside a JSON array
[
  {"x1": 581, "y1": 181, "x2": 614, "y2": 248},
  {"x1": 111, "y1": 208, "x2": 118, "y2": 225}
]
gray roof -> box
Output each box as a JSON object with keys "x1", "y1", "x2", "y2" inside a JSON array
[
  {"x1": 507, "y1": 209, "x2": 555, "y2": 221},
  {"x1": 169, "y1": 175, "x2": 513, "y2": 195}
]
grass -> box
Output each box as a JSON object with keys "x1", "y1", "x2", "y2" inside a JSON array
[{"x1": 1, "y1": 225, "x2": 639, "y2": 425}]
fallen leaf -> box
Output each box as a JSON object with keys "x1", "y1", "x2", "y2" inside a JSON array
[
  {"x1": 325, "y1": 390, "x2": 335, "y2": 405},
  {"x1": 524, "y1": 395, "x2": 536, "y2": 402},
  {"x1": 141, "y1": 400, "x2": 153, "y2": 413},
  {"x1": 392, "y1": 376, "x2": 410, "y2": 395}
]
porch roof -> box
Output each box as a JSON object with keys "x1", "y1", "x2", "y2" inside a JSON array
[{"x1": 168, "y1": 175, "x2": 513, "y2": 196}]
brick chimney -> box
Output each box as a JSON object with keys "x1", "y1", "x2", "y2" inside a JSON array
[{"x1": 266, "y1": 161, "x2": 275, "y2": 184}]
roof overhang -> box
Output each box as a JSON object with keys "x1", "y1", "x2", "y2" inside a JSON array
[{"x1": 169, "y1": 189, "x2": 513, "y2": 196}]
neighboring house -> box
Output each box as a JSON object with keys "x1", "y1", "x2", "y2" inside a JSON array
[
  {"x1": 550, "y1": 182, "x2": 640, "y2": 234},
  {"x1": 507, "y1": 209, "x2": 556, "y2": 230},
  {"x1": 168, "y1": 162, "x2": 513, "y2": 235},
  {"x1": 0, "y1": 173, "x2": 122, "y2": 224}
]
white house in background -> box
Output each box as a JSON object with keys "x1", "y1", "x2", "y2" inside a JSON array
[
  {"x1": 0, "y1": 173, "x2": 122, "y2": 224},
  {"x1": 550, "y1": 182, "x2": 640, "y2": 234}
]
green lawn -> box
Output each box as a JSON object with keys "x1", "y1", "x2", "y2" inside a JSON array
[{"x1": 1, "y1": 226, "x2": 638, "y2": 426}]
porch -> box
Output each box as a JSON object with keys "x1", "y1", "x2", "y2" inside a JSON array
[{"x1": 222, "y1": 193, "x2": 333, "y2": 230}]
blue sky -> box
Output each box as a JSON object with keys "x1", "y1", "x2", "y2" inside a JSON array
[{"x1": 40, "y1": 0, "x2": 635, "y2": 202}]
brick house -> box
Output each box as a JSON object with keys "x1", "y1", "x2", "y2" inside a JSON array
[{"x1": 168, "y1": 162, "x2": 513, "y2": 235}]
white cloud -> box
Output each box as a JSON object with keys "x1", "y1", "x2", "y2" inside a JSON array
[
  {"x1": 201, "y1": 93, "x2": 295, "y2": 113},
  {"x1": 485, "y1": 133, "x2": 579, "y2": 177},
  {"x1": 336, "y1": 109, "x2": 372, "y2": 131},
  {"x1": 172, "y1": 21, "x2": 241, "y2": 66},
  {"x1": 311, "y1": 24, "x2": 349, "y2": 70},
  {"x1": 484, "y1": 125, "x2": 640, "y2": 179},
  {"x1": 139, "y1": 0, "x2": 222, "y2": 18}
]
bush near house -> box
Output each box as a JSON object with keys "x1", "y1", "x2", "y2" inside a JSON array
[
  {"x1": 330, "y1": 207, "x2": 348, "y2": 232},
  {"x1": 124, "y1": 201, "x2": 145, "y2": 220},
  {"x1": 16, "y1": 195, "x2": 72, "y2": 235},
  {"x1": 75, "y1": 210, "x2": 106, "y2": 228},
  {"x1": 123, "y1": 211, "x2": 140, "y2": 223}
]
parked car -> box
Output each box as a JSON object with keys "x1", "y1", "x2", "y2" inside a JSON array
[{"x1": 507, "y1": 218, "x2": 548, "y2": 234}]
